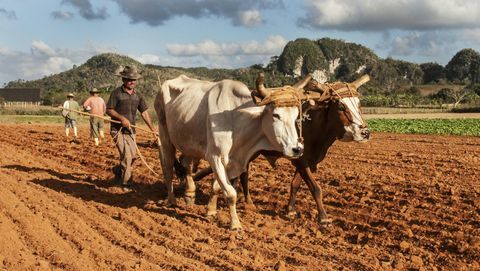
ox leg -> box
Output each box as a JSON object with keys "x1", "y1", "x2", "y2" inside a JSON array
[
  {"x1": 180, "y1": 156, "x2": 196, "y2": 205},
  {"x1": 158, "y1": 138, "x2": 177, "y2": 206},
  {"x1": 209, "y1": 156, "x2": 241, "y2": 230},
  {"x1": 298, "y1": 167, "x2": 331, "y2": 224},
  {"x1": 287, "y1": 170, "x2": 302, "y2": 217},
  {"x1": 207, "y1": 179, "x2": 221, "y2": 217},
  {"x1": 184, "y1": 175, "x2": 196, "y2": 205},
  {"x1": 239, "y1": 171, "x2": 256, "y2": 211}
]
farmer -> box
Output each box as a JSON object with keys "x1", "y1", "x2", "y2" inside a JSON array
[
  {"x1": 83, "y1": 88, "x2": 106, "y2": 146},
  {"x1": 106, "y1": 66, "x2": 157, "y2": 190},
  {"x1": 62, "y1": 93, "x2": 81, "y2": 140}
]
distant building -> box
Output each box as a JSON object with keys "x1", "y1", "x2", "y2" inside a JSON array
[{"x1": 0, "y1": 88, "x2": 42, "y2": 107}]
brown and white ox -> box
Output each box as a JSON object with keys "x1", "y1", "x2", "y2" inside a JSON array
[
  {"x1": 154, "y1": 74, "x2": 310, "y2": 230},
  {"x1": 191, "y1": 74, "x2": 371, "y2": 224}
]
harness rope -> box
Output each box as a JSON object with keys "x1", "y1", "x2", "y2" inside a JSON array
[
  {"x1": 60, "y1": 107, "x2": 160, "y2": 177},
  {"x1": 327, "y1": 84, "x2": 366, "y2": 127},
  {"x1": 115, "y1": 127, "x2": 160, "y2": 177},
  {"x1": 255, "y1": 86, "x2": 304, "y2": 143},
  {"x1": 60, "y1": 107, "x2": 158, "y2": 135}
]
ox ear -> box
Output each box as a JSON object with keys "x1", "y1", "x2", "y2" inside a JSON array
[{"x1": 238, "y1": 106, "x2": 265, "y2": 119}]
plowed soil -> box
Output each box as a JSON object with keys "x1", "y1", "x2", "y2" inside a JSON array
[{"x1": 0, "y1": 123, "x2": 479, "y2": 271}]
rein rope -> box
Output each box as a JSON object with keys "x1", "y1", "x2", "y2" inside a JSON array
[
  {"x1": 328, "y1": 83, "x2": 366, "y2": 127},
  {"x1": 60, "y1": 106, "x2": 160, "y2": 177},
  {"x1": 116, "y1": 127, "x2": 160, "y2": 177}
]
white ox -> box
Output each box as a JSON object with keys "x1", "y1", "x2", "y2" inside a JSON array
[{"x1": 154, "y1": 74, "x2": 309, "y2": 230}]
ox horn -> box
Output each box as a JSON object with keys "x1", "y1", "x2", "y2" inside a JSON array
[
  {"x1": 292, "y1": 74, "x2": 313, "y2": 89},
  {"x1": 256, "y1": 72, "x2": 271, "y2": 98},
  {"x1": 351, "y1": 74, "x2": 370, "y2": 89}
]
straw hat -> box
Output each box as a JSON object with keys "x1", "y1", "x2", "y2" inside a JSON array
[
  {"x1": 90, "y1": 88, "x2": 100, "y2": 93},
  {"x1": 116, "y1": 66, "x2": 142, "y2": 80},
  {"x1": 67, "y1": 93, "x2": 75, "y2": 98}
]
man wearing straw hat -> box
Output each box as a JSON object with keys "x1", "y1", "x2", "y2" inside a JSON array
[
  {"x1": 62, "y1": 92, "x2": 81, "y2": 141},
  {"x1": 106, "y1": 66, "x2": 157, "y2": 190},
  {"x1": 83, "y1": 88, "x2": 106, "y2": 146}
]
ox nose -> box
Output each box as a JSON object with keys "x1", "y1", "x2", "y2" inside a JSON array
[
  {"x1": 292, "y1": 146, "x2": 303, "y2": 157},
  {"x1": 361, "y1": 129, "x2": 371, "y2": 140}
]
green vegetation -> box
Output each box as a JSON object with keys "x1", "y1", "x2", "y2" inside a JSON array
[
  {"x1": 368, "y1": 118, "x2": 480, "y2": 136},
  {"x1": 277, "y1": 38, "x2": 327, "y2": 77},
  {"x1": 0, "y1": 106, "x2": 59, "y2": 115},
  {"x1": 0, "y1": 115, "x2": 66, "y2": 124},
  {"x1": 3, "y1": 38, "x2": 480, "y2": 109},
  {"x1": 445, "y1": 48, "x2": 480, "y2": 82}
]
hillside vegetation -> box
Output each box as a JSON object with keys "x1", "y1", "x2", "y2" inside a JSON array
[{"x1": 4, "y1": 38, "x2": 480, "y2": 108}]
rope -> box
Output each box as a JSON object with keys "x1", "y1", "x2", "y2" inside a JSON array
[
  {"x1": 256, "y1": 87, "x2": 303, "y2": 143},
  {"x1": 256, "y1": 86, "x2": 301, "y2": 107},
  {"x1": 59, "y1": 106, "x2": 158, "y2": 136},
  {"x1": 60, "y1": 106, "x2": 160, "y2": 177},
  {"x1": 328, "y1": 84, "x2": 366, "y2": 127},
  {"x1": 131, "y1": 129, "x2": 160, "y2": 177},
  {"x1": 297, "y1": 99, "x2": 304, "y2": 144}
]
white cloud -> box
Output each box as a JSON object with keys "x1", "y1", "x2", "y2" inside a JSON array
[
  {"x1": 234, "y1": 9, "x2": 262, "y2": 27},
  {"x1": 375, "y1": 31, "x2": 462, "y2": 64},
  {"x1": 132, "y1": 54, "x2": 161, "y2": 64},
  {"x1": 31, "y1": 41, "x2": 56, "y2": 57},
  {"x1": 27, "y1": 57, "x2": 74, "y2": 78},
  {"x1": 0, "y1": 41, "x2": 118, "y2": 85},
  {"x1": 0, "y1": 45, "x2": 13, "y2": 56},
  {"x1": 113, "y1": 0, "x2": 282, "y2": 27},
  {"x1": 51, "y1": 10, "x2": 74, "y2": 20},
  {"x1": 0, "y1": 43, "x2": 75, "y2": 84},
  {"x1": 167, "y1": 35, "x2": 287, "y2": 57},
  {"x1": 162, "y1": 36, "x2": 288, "y2": 68},
  {"x1": 298, "y1": 0, "x2": 480, "y2": 31}
]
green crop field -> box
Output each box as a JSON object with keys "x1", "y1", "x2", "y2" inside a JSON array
[
  {"x1": 2, "y1": 114, "x2": 480, "y2": 136},
  {"x1": 0, "y1": 115, "x2": 66, "y2": 124},
  {"x1": 368, "y1": 118, "x2": 480, "y2": 136}
]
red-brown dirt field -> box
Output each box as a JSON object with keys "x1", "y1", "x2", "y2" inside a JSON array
[{"x1": 0, "y1": 123, "x2": 479, "y2": 271}]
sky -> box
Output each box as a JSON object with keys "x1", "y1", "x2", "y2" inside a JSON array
[{"x1": 1, "y1": 0, "x2": 480, "y2": 86}]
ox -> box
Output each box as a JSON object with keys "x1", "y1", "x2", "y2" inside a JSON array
[
  {"x1": 190, "y1": 75, "x2": 371, "y2": 224},
  {"x1": 154, "y1": 74, "x2": 310, "y2": 230}
]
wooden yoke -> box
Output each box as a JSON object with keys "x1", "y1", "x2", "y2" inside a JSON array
[{"x1": 300, "y1": 74, "x2": 371, "y2": 103}]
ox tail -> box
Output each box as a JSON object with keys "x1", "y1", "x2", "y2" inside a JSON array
[
  {"x1": 154, "y1": 85, "x2": 168, "y2": 176},
  {"x1": 154, "y1": 80, "x2": 182, "y2": 181},
  {"x1": 193, "y1": 167, "x2": 214, "y2": 182},
  {"x1": 174, "y1": 158, "x2": 187, "y2": 179}
]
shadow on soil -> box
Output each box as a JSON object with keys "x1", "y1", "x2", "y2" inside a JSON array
[
  {"x1": 3, "y1": 164, "x2": 85, "y2": 181},
  {"x1": 3, "y1": 163, "x2": 210, "y2": 223}
]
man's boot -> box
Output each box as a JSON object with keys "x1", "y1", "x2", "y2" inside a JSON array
[{"x1": 111, "y1": 165, "x2": 122, "y2": 185}]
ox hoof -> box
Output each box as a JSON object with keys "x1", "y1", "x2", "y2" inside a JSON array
[
  {"x1": 206, "y1": 212, "x2": 217, "y2": 221},
  {"x1": 157, "y1": 199, "x2": 178, "y2": 207},
  {"x1": 230, "y1": 224, "x2": 243, "y2": 231},
  {"x1": 184, "y1": 196, "x2": 195, "y2": 206},
  {"x1": 286, "y1": 210, "x2": 298, "y2": 219},
  {"x1": 318, "y1": 217, "x2": 333, "y2": 225},
  {"x1": 243, "y1": 203, "x2": 257, "y2": 211}
]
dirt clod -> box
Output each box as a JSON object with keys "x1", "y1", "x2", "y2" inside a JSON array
[{"x1": 0, "y1": 124, "x2": 478, "y2": 270}]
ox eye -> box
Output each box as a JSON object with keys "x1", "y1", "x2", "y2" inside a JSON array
[
  {"x1": 338, "y1": 103, "x2": 346, "y2": 111},
  {"x1": 273, "y1": 113, "x2": 280, "y2": 119}
]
